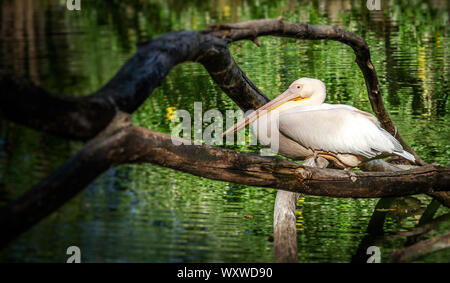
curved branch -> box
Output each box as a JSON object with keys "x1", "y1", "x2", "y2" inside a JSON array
[
  {"x1": 1, "y1": 112, "x2": 448, "y2": 248},
  {"x1": 1, "y1": 19, "x2": 424, "y2": 165},
  {"x1": 0, "y1": 71, "x2": 116, "y2": 140},
  {"x1": 0, "y1": 19, "x2": 442, "y2": 250},
  {"x1": 205, "y1": 18, "x2": 425, "y2": 164},
  {"x1": 0, "y1": 31, "x2": 268, "y2": 140},
  {"x1": 387, "y1": 213, "x2": 450, "y2": 239},
  {"x1": 126, "y1": 129, "x2": 448, "y2": 197},
  {"x1": 390, "y1": 231, "x2": 450, "y2": 263},
  {"x1": 97, "y1": 31, "x2": 269, "y2": 112}
]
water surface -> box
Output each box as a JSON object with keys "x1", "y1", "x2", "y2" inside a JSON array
[{"x1": 0, "y1": 0, "x2": 449, "y2": 262}]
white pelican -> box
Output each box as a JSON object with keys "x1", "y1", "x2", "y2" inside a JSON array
[{"x1": 221, "y1": 78, "x2": 415, "y2": 168}]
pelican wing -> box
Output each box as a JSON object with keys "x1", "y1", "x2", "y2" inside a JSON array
[{"x1": 278, "y1": 104, "x2": 405, "y2": 159}]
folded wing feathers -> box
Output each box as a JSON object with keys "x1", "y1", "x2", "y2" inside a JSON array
[{"x1": 278, "y1": 105, "x2": 414, "y2": 161}]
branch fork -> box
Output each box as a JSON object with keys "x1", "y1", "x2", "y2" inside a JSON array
[{"x1": 0, "y1": 18, "x2": 447, "y2": 251}]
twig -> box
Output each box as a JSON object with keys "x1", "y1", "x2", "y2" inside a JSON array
[{"x1": 390, "y1": 231, "x2": 450, "y2": 262}]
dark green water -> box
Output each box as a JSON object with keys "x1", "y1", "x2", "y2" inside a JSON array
[{"x1": 0, "y1": 0, "x2": 449, "y2": 262}]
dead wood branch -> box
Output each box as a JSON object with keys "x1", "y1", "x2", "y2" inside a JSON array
[
  {"x1": 205, "y1": 18, "x2": 424, "y2": 164},
  {"x1": 390, "y1": 231, "x2": 450, "y2": 262},
  {"x1": 273, "y1": 190, "x2": 300, "y2": 263},
  {"x1": 273, "y1": 157, "x2": 329, "y2": 263},
  {"x1": 0, "y1": 19, "x2": 447, "y2": 249},
  {"x1": 387, "y1": 213, "x2": 450, "y2": 239},
  {"x1": 0, "y1": 31, "x2": 268, "y2": 140},
  {"x1": 0, "y1": 114, "x2": 448, "y2": 248}
]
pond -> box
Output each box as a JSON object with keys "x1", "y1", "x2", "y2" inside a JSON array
[{"x1": 0, "y1": 0, "x2": 449, "y2": 262}]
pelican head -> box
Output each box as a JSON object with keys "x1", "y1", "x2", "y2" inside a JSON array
[
  {"x1": 292, "y1": 77, "x2": 326, "y2": 102},
  {"x1": 221, "y1": 77, "x2": 327, "y2": 137}
]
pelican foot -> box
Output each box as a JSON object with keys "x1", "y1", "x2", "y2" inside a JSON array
[{"x1": 303, "y1": 156, "x2": 329, "y2": 168}]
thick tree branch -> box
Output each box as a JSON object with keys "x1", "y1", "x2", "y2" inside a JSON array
[
  {"x1": 0, "y1": 71, "x2": 116, "y2": 140},
  {"x1": 127, "y1": 130, "x2": 448, "y2": 197},
  {"x1": 0, "y1": 19, "x2": 445, "y2": 250},
  {"x1": 205, "y1": 18, "x2": 425, "y2": 164},
  {"x1": 351, "y1": 197, "x2": 396, "y2": 263},
  {"x1": 0, "y1": 31, "x2": 268, "y2": 140},
  {"x1": 98, "y1": 31, "x2": 269, "y2": 112},
  {"x1": 273, "y1": 190, "x2": 300, "y2": 263},
  {"x1": 273, "y1": 157, "x2": 329, "y2": 263},
  {"x1": 1, "y1": 19, "x2": 426, "y2": 165},
  {"x1": 0, "y1": 112, "x2": 448, "y2": 248}
]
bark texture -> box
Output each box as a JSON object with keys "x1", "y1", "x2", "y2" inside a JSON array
[{"x1": 0, "y1": 19, "x2": 447, "y2": 250}]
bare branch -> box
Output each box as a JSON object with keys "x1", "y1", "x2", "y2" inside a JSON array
[
  {"x1": 390, "y1": 231, "x2": 450, "y2": 262},
  {"x1": 205, "y1": 18, "x2": 425, "y2": 164},
  {"x1": 387, "y1": 213, "x2": 450, "y2": 239},
  {"x1": 0, "y1": 31, "x2": 268, "y2": 140},
  {"x1": 273, "y1": 157, "x2": 329, "y2": 263},
  {"x1": 0, "y1": 71, "x2": 116, "y2": 140},
  {"x1": 0, "y1": 113, "x2": 448, "y2": 248},
  {"x1": 1, "y1": 19, "x2": 444, "y2": 250},
  {"x1": 273, "y1": 190, "x2": 300, "y2": 263},
  {"x1": 1, "y1": 19, "x2": 426, "y2": 165}
]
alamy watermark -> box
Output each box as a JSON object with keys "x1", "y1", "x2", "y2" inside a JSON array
[
  {"x1": 169, "y1": 102, "x2": 280, "y2": 156},
  {"x1": 367, "y1": 246, "x2": 381, "y2": 263},
  {"x1": 67, "y1": 0, "x2": 81, "y2": 11},
  {"x1": 366, "y1": 0, "x2": 381, "y2": 11},
  {"x1": 66, "y1": 246, "x2": 81, "y2": 263}
]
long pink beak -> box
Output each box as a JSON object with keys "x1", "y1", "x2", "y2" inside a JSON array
[{"x1": 221, "y1": 88, "x2": 299, "y2": 138}]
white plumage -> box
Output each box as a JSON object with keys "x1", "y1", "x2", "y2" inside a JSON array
[
  {"x1": 222, "y1": 78, "x2": 415, "y2": 168},
  {"x1": 278, "y1": 104, "x2": 414, "y2": 160}
]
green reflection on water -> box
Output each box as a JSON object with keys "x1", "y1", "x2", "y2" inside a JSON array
[{"x1": 0, "y1": 0, "x2": 449, "y2": 262}]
